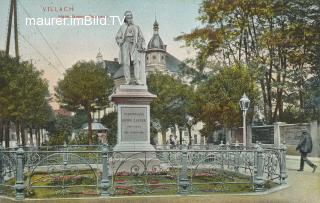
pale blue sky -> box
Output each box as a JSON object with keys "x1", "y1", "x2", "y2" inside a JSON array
[{"x1": 0, "y1": 0, "x2": 202, "y2": 94}]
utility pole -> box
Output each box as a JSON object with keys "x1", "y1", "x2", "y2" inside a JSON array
[{"x1": 5, "y1": 0, "x2": 19, "y2": 57}]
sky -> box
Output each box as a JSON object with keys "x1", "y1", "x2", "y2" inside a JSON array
[{"x1": 0, "y1": 0, "x2": 202, "y2": 108}]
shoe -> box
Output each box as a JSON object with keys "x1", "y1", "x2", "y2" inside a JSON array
[
  {"x1": 312, "y1": 165, "x2": 317, "y2": 173},
  {"x1": 297, "y1": 169, "x2": 303, "y2": 171}
]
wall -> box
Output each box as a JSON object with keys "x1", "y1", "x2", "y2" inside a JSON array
[{"x1": 229, "y1": 121, "x2": 320, "y2": 157}]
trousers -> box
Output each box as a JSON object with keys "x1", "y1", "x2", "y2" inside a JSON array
[
  {"x1": 300, "y1": 152, "x2": 315, "y2": 170},
  {"x1": 121, "y1": 40, "x2": 140, "y2": 84}
]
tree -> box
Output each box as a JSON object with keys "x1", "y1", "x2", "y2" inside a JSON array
[
  {"x1": 197, "y1": 65, "x2": 259, "y2": 136},
  {"x1": 176, "y1": 0, "x2": 320, "y2": 123},
  {"x1": 47, "y1": 114, "x2": 73, "y2": 145},
  {"x1": 72, "y1": 110, "x2": 88, "y2": 130},
  {"x1": 0, "y1": 51, "x2": 52, "y2": 147},
  {"x1": 101, "y1": 112, "x2": 117, "y2": 146},
  {"x1": 148, "y1": 72, "x2": 197, "y2": 145},
  {"x1": 148, "y1": 73, "x2": 179, "y2": 144},
  {"x1": 55, "y1": 61, "x2": 114, "y2": 144}
]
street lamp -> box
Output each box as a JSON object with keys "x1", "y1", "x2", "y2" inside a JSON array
[{"x1": 239, "y1": 93, "x2": 250, "y2": 146}]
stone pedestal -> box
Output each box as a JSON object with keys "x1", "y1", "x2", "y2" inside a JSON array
[{"x1": 111, "y1": 85, "x2": 157, "y2": 151}]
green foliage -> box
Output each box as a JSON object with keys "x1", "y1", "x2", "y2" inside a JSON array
[
  {"x1": 55, "y1": 61, "x2": 114, "y2": 144},
  {"x1": 72, "y1": 110, "x2": 87, "y2": 130},
  {"x1": 47, "y1": 115, "x2": 73, "y2": 145},
  {"x1": 70, "y1": 131, "x2": 100, "y2": 145},
  {"x1": 148, "y1": 73, "x2": 181, "y2": 132},
  {"x1": 0, "y1": 51, "x2": 51, "y2": 122},
  {"x1": 0, "y1": 51, "x2": 53, "y2": 146},
  {"x1": 303, "y1": 75, "x2": 320, "y2": 121},
  {"x1": 101, "y1": 111, "x2": 117, "y2": 146},
  {"x1": 281, "y1": 105, "x2": 301, "y2": 124},
  {"x1": 197, "y1": 65, "x2": 259, "y2": 135},
  {"x1": 147, "y1": 73, "x2": 198, "y2": 143},
  {"x1": 176, "y1": 0, "x2": 320, "y2": 123}
]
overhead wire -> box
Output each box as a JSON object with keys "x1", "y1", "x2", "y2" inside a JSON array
[
  {"x1": 18, "y1": 31, "x2": 62, "y2": 75},
  {"x1": 18, "y1": 0, "x2": 66, "y2": 72}
]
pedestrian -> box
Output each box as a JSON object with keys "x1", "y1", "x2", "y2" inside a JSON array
[{"x1": 296, "y1": 130, "x2": 317, "y2": 172}]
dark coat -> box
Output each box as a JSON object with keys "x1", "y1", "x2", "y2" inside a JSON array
[{"x1": 296, "y1": 132, "x2": 313, "y2": 154}]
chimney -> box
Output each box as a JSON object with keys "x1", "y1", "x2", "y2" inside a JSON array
[{"x1": 114, "y1": 58, "x2": 118, "y2": 62}]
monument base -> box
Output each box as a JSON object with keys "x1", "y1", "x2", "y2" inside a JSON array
[
  {"x1": 111, "y1": 85, "x2": 157, "y2": 152},
  {"x1": 112, "y1": 142, "x2": 155, "y2": 151}
]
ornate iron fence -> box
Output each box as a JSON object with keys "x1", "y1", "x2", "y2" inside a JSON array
[{"x1": 0, "y1": 142, "x2": 287, "y2": 200}]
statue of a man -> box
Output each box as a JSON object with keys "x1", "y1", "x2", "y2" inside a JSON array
[{"x1": 116, "y1": 11, "x2": 146, "y2": 85}]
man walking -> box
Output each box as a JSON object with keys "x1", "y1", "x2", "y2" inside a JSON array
[{"x1": 296, "y1": 130, "x2": 317, "y2": 172}]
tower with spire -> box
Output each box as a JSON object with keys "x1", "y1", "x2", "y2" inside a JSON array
[
  {"x1": 146, "y1": 19, "x2": 167, "y2": 73},
  {"x1": 100, "y1": 18, "x2": 186, "y2": 87},
  {"x1": 96, "y1": 49, "x2": 105, "y2": 69}
]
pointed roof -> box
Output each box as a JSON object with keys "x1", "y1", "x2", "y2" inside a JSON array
[
  {"x1": 147, "y1": 20, "x2": 165, "y2": 50},
  {"x1": 96, "y1": 49, "x2": 103, "y2": 59}
]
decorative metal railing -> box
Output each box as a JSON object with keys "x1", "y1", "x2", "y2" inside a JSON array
[{"x1": 0, "y1": 142, "x2": 287, "y2": 200}]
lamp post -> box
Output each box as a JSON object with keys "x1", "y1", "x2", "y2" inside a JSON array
[{"x1": 239, "y1": 93, "x2": 250, "y2": 146}]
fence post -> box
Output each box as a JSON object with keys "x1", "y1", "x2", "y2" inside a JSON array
[
  {"x1": 279, "y1": 142, "x2": 287, "y2": 184},
  {"x1": 0, "y1": 146, "x2": 3, "y2": 195},
  {"x1": 226, "y1": 142, "x2": 230, "y2": 169},
  {"x1": 100, "y1": 144, "x2": 110, "y2": 197},
  {"x1": 254, "y1": 142, "x2": 265, "y2": 192},
  {"x1": 253, "y1": 141, "x2": 258, "y2": 177},
  {"x1": 15, "y1": 147, "x2": 25, "y2": 200},
  {"x1": 178, "y1": 144, "x2": 190, "y2": 195},
  {"x1": 219, "y1": 141, "x2": 224, "y2": 170},
  {"x1": 234, "y1": 141, "x2": 240, "y2": 173}
]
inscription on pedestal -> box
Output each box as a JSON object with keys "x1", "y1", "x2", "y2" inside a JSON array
[{"x1": 121, "y1": 107, "x2": 148, "y2": 142}]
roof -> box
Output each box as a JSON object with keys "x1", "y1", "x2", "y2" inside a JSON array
[
  {"x1": 166, "y1": 53, "x2": 186, "y2": 73},
  {"x1": 104, "y1": 60, "x2": 121, "y2": 77},
  {"x1": 81, "y1": 122, "x2": 108, "y2": 131},
  {"x1": 147, "y1": 20, "x2": 166, "y2": 50},
  {"x1": 104, "y1": 52, "x2": 186, "y2": 79},
  {"x1": 147, "y1": 34, "x2": 165, "y2": 50}
]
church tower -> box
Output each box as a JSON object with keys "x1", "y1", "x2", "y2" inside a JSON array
[
  {"x1": 96, "y1": 49, "x2": 104, "y2": 69},
  {"x1": 146, "y1": 20, "x2": 167, "y2": 73}
]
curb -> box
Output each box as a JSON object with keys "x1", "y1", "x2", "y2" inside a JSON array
[
  {"x1": 286, "y1": 155, "x2": 320, "y2": 162},
  {"x1": 0, "y1": 184, "x2": 290, "y2": 202}
]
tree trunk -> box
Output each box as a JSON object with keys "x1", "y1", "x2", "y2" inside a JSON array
[
  {"x1": 41, "y1": 129, "x2": 44, "y2": 145},
  {"x1": 35, "y1": 127, "x2": 39, "y2": 146},
  {"x1": 179, "y1": 128, "x2": 183, "y2": 145},
  {"x1": 5, "y1": 120, "x2": 10, "y2": 148},
  {"x1": 29, "y1": 127, "x2": 34, "y2": 146},
  {"x1": 15, "y1": 120, "x2": 20, "y2": 146},
  {"x1": 260, "y1": 79, "x2": 268, "y2": 123},
  {"x1": 87, "y1": 110, "x2": 93, "y2": 145},
  {"x1": 0, "y1": 120, "x2": 3, "y2": 146},
  {"x1": 161, "y1": 129, "x2": 167, "y2": 145},
  {"x1": 187, "y1": 126, "x2": 192, "y2": 146},
  {"x1": 21, "y1": 122, "x2": 26, "y2": 146},
  {"x1": 37, "y1": 128, "x2": 41, "y2": 146}
]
